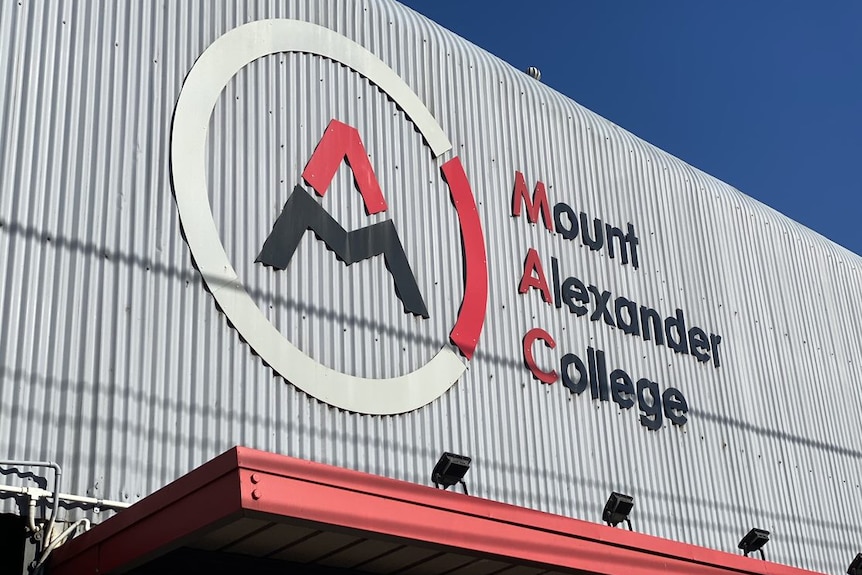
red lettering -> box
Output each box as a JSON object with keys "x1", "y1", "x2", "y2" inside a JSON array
[
  {"x1": 518, "y1": 248, "x2": 551, "y2": 303},
  {"x1": 511, "y1": 171, "x2": 552, "y2": 231},
  {"x1": 523, "y1": 328, "x2": 558, "y2": 384}
]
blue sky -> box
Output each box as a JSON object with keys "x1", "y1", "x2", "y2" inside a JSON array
[{"x1": 399, "y1": 1, "x2": 862, "y2": 256}]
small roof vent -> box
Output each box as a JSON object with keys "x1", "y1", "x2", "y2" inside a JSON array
[{"x1": 526, "y1": 66, "x2": 542, "y2": 81}]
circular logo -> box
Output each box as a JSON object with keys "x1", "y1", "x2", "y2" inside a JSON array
[{"x1": 171, "y1": 19, "x2": 487, "y2": 414}]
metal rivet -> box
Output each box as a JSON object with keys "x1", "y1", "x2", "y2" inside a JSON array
[
  {"x1": 252, "y1": 489, "x2": 261, "y2": 500},
  {"x1": 250, "y1": 473, "x2": 260, "y2": 484}
]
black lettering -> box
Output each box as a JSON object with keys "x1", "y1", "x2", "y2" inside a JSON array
[
  {"x1": 588, "y1": 286, "x2": 615, "y2": 326},
  {"x1": 610, "y1": 368, "x2": 635, "y2": 409},
  {"x1": 551, "y1": 257, "x2": 561, "y2": 309},
  {"x1": 626, "y1": 223, "x2": 640, "y2": 270},
  {"x1": 596, "y1": 349, "x2": 610, "y2": 401},
  {"x1": 637, "y1": 378, "x2": 663, "y2": 431},
  {"x1": 640, "y1": 306, "x2": 664, "y2": 346},
  {"x1": 614, "y1": 297, "x2": 640, "y2": 336},
  {"x1": 587, "y1": 347, "x2": 600, "y2": 400},
  {"x1": 554, "y1": 203, "x2": 579, "y2": 240},
  {"x1": 561, "y1": 353, "x2": 588, "y2": 395},
  {"x1": 662, "y1": 388, "x2": 689, "y2": 426},
  {"x1": 710, "y1": 334, "x2": 723, "y2": 368},
  {"x1": 580, "y1": 212, "x2": 604, "y2": 251},
  {"x1": 605, "y1": 223, "x2": 628, "y2": 265},
  {"x1": 687, "y1": 326, "x2": 710, "y2": 363},
  {"x1": 664, "y1": 308, "x2": 689, "y2": 354},
  {"x1": 562, "y1": 277, "x2": 589, "y2": 316}
]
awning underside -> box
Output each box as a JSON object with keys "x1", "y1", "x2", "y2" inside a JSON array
[{"x1": 49, "y1": 447, "x2": 823, "y2": 575}]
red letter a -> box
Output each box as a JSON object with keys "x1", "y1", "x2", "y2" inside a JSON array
[{"x1": 518, "y1": 248, "x2": 551, "y2": 304}]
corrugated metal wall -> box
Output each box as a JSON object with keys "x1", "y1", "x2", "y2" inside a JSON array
[{"x1": 1, "y1": 1, "x2": 860, "y2": 572}]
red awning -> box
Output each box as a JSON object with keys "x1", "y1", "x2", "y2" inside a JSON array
[{"x1": 49, "y1": 447, "x2": 823, "y2": 575}]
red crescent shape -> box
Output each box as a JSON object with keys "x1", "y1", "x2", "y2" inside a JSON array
[{"x1": 441, "y1": 157, "x2": 488, "y2": 360}]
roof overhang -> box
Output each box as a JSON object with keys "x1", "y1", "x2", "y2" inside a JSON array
[{"x1": 49, "y1": 447, "x2": 823, "y2": 575}]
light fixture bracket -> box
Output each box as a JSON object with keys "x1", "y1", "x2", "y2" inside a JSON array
[
  {"x1": 431, "y1": 452, "x2": 471, "y2": 494},
  {"x1": 602, "y1": 492, "x2": 634, "y2": 530},
  {"x1": 738, "y1": 528, "x2": 770, "y2": 559}
]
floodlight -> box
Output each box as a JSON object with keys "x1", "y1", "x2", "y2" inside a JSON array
[
  {"x1": 602, "y1": 492, "x2": 634, "y2": 530},
  {"x1": 738, "y1": 528, "x2": 770, "y2": 559},
  {"x1": 432, "y1": 452, "x2": 471, "y2": 495},
  {"x1": 848, "y1": 552, "x2": 862, "y2": 575}
]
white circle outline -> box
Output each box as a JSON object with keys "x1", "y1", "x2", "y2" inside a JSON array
[{"x1": 171, "y1": 19, "x2": 467, "y2": 415}]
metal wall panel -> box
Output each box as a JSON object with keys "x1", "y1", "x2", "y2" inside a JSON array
[{"x1": 1, "y1": 1, "x2": 860, "y2": 573}]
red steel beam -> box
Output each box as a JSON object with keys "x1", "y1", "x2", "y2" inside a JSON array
[{"x1": 50, "y1": 447, "x2": 826, "y2": 575}]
